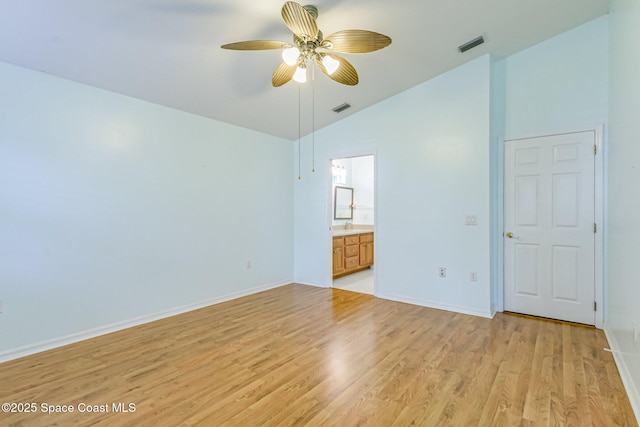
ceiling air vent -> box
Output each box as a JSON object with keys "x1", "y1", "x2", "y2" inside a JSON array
[
  {"x1": 458, "y1": 35, "x2": 485, "y2": 53},
  {"x1": 332, "y1": 102, "x2": 351, "y2": 113}
]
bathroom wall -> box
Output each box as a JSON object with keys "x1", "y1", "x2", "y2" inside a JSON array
[{"x1": 331, "y1": 155, "x2": 374, "y2": 226}]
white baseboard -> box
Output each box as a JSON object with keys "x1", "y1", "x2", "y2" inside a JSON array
[
  {"x1": 603, "y1": 324, "x2": 640, "y2": 424},
  {"x1": 294, "y1": 280, "x2": 329, "y2": 288},
  {"x1": 376, "y1": 292, "x2": 495, "y2": 319},
  {"x1": 0, "y1": 280, "x2": 290, "y2": 364}
]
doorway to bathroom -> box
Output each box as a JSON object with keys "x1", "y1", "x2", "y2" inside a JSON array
[{"x1": 330, "y1": 154, "x2": 375, "y2": 295}]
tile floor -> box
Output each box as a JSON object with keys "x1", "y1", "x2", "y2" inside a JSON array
[{"x1": 332, "y1": 268, "x2": 374, "y2": 295}]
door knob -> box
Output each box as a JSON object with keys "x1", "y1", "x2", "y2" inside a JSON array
[{"x1": 506, "y1": 232, "x2": 514, "y2": 238}]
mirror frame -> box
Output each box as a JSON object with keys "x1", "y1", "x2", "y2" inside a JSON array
[{"x1": 334, "y1": 186, "x2": 354, "y2": 220}]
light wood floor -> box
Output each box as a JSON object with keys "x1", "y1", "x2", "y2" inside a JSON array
[{"x1": 0, "y1": 284, "x2": 636, "y2": 426}]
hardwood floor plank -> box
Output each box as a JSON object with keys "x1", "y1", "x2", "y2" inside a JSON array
[
  {"x1": 522, "y1": 321, "x2": 552, "y2": 423},
  {"x1": 0, "y1": 285, "x2": 636, "y2": 426}
]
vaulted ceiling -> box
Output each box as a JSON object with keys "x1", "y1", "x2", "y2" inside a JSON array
[{"x1": 0, "y1": 0, "x2": 610, "y2": 140}]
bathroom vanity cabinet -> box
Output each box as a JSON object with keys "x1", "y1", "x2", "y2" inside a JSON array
[{"x1": 332, "y1": 232, "x2": 374, "y2": 278}]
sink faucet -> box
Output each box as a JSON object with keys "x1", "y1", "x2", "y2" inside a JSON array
[{"x1": 345, "y1": 221, "x2": 351, "y2": 229}]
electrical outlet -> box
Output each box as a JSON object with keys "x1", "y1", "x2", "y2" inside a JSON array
[
  {"x1": 439, "y1": 267, "x2": 446, "y2": 278},
  {"x1": 470, "y1": 272, "x2": 477, "y2": 281},
  {"x1": 246, "y1": 261, "x2": 251, "y2": 269}
]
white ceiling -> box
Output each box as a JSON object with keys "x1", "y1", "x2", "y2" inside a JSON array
[{"x1": 0, "y1": 0, "x2": 610, "y2": 140}]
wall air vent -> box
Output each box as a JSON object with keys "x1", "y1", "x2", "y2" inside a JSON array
[
  {"x1": 332, "y1": 103, "x2": 351, "y2": 113},
  {"x1": 458, "y1": 35, "x2": 485, "y2": 53}
]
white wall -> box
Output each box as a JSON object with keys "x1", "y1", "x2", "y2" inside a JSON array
[
  {"x1": 294, "y1": 56, "x2": 493, "y2": 317},
  {"x1": 0, "y1": 62, "x2": 293, "y2": 356},
  {"x1": 499, "y1": 15, "x2": 609, "y2": 138},
  {"x1": 351, "y1": 156, "x2": 375, "y2": 225},
  {"x1": 607, "y1": 0, "x2": 640, "y2": 418}
]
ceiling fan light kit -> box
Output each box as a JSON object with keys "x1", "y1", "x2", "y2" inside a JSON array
[
  {"x1": 282, "y1": 47, "x2": 300, "y2": 66},
  {"x1": 221, "y1": 1, "x2": 391, "y2": 87},
  {"x1": 293, "y1": 63, "x2": 308, "y2": 83}
]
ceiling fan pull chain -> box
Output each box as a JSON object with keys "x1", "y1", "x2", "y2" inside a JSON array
[
  {"x1": 298, "y1": 85, "x2": 302, "y2": 180},
  {"x1": 312, "y1": 66, "x2": 315, "y2": 173}
]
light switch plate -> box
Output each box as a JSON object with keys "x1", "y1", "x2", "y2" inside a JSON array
[{"x1": 465, "y1": 215, "x2": 477, "y2": 225}]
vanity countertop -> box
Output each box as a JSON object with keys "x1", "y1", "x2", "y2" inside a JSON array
[{"x1": 332, "y1": 228, "x2": 374, "y2": 237}]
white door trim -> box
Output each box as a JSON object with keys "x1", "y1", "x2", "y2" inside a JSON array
[
  {"x1": 326, "y1": 148, "x2": 378, "y2": 294},
  {"x1": 497, "y1": 126, "x2": 604, "y2": 328}
]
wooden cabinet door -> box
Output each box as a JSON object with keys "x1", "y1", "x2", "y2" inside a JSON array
[
  {"x1": 359, "y1": 242, "x2": 374, "y2": 266},
  {"x1": 333, "y1": 247, "x2": 345, "y2": 276}
]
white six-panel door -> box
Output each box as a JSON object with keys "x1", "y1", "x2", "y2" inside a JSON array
[{"x1": 504, "y1": 131, "x2": 595, "y2": 325}]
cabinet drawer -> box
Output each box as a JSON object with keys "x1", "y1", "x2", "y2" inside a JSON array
[
  {"x1": 359, "y1": 233, "x2": 373, "y2": 243},
  {"x1": 344, "y1": 236, "x2": 359, "y2": 246},
  {"x1": 345, "y1": 256, "x2": 359, "y2": 270},
  {"x1": 344, "y1": 244, "x2": 359, "y2": 257},
  {"x1": 333, "y1": 237, "x2": 344, "y2": 248}
]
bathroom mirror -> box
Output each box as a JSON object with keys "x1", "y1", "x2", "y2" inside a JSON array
[{"x1": 334, "y1": 186, "x2": 354, "y2": 220}]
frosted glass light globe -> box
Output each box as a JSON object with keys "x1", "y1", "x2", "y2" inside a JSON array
[
  {"x1": 293, "y1": 66, "x2": 307, "y2": 83},
  {"x1": 322, "y1": 55, "x2": 340, "y2": 75},
  {"x1": 282, "y1": 47, "x2": 300, "y2": 66}
]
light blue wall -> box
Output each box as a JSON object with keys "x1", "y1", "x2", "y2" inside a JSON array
[
  {"x1": 294, "y1": 56, "x2": 493, "y2": 317},
  {"x1": 499, "y1": 16, "x2": 609, "y2": 138},
  {"x1": 608, "y1": 0, "x2": 640, "y2": 416},
  {"x1": 492, "y1": 15, "x2": 609, "y2": 313},
  {"x1": 489, "y1": 58, "x2": 506, "y2": 312},
  {"x1": 0, "y1": 62, "x2": 293, "y2": 354},
  {"x1": 292, "y1": 16, "x2": 611, "y2": 319}
]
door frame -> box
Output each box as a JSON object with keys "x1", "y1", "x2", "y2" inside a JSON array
[
  {"x1": 496, "y1": 126, "x2": 605, "y2": 327},
  {"x1": 326, "y1": 148, "x2": 378, "y2": 295}
]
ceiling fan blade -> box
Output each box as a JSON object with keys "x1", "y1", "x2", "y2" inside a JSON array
[
  {"x1": 272, "y1": 62, "x2": 297, "y2": 87},
  {"x1": 281, "y1": 1, "x2": 318, "y2": 40},
  {"x1": 221, "y1": 40, "x2": 291, "y2": 50},
  {"x1": 323, "y1": 30, "x2": 392, "y2": 53},
  {"x1": 315, "y1": 53, "x2": 358, "y2": 86}
]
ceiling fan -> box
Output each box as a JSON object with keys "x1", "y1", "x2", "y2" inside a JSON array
[{"x1": 221, "y1": 1, "x2": 391, "y2": 87}]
